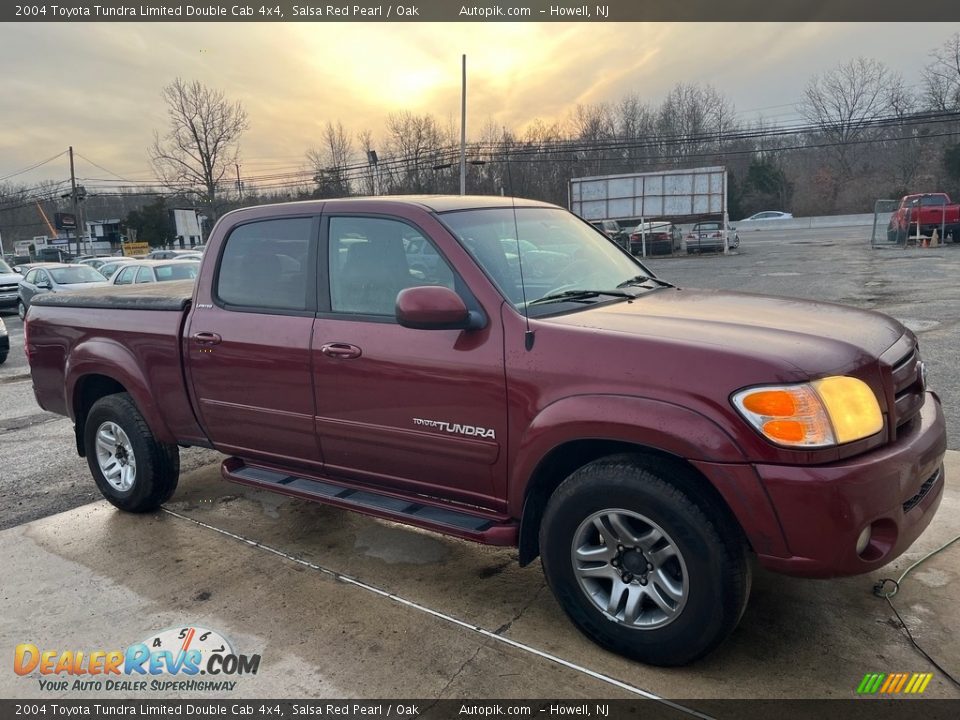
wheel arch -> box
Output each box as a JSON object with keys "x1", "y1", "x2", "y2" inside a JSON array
[
  {"x1": 512, "y1": 395, "x2": 752, "y2": 567},
  {"x1": 517, "y1": 439, "x2": 749, "y2": 566},
  {"x1": 67, "y1": 339, "x2": 176, "y2": 456}
]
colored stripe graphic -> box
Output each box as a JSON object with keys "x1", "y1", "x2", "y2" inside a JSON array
[
  {"x1": 857, "y1": 673, "x2": 886, "y2": 694},
  {"x1": 857, "y1": 672, "x2": 932, "y2": 694}
]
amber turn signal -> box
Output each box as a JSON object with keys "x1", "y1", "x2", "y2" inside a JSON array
[{"x1": 732, "y1": 377, "x2": 882, "y2": 448}]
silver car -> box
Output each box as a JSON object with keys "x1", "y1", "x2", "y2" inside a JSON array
[
  {"x1": 0, "y1": 258, "x2": 21, "y2": 310},
  {"x1": 17, "y1": 263, "x2": 110, "y2": 319}
]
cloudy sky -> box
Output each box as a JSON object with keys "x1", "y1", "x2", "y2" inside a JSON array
[{"x1": 1, "y1": 21, "x2": 957, "y2": 188}]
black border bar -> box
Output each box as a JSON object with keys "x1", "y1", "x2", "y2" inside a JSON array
[{"x1": 5, "y1": 0, "x2": 960, "y2": 22}]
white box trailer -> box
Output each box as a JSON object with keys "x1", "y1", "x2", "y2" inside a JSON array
[{"x1": 569, "y1": 166, "x2": 730, "y2": 256}]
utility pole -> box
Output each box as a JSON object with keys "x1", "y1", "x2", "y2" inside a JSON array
[
  {"x1": 235, "y1": 163, "x2": 243, "y2": 201},
  {"x1": 460, "y1": 54, "x2": 466, "y2": 196},
  {"x1": 68, "y1": 146, "x2": 80, "y2": 256}
]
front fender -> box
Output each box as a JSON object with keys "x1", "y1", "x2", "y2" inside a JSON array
[
  {"x1": 65, "y1": 338, "x2": 176, "y2": 444},
  {"x1": 508, "y1": 394, "x2": 747, "y2": 513}
]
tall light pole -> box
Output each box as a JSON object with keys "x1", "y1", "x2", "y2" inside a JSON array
[
  {"x1": 68, "y1": 146, "x2": 81, "y2": 256},
  {"x1": 460, "y1": 54, "x2": 466, "y2": 196}
]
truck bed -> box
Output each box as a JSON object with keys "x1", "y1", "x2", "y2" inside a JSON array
[
  {"x1": 26, "y1": 278, "x2": 207, "y2": 447},
  {"x1": 30, "y1": 280, "x2": 194, "y2": 311}
]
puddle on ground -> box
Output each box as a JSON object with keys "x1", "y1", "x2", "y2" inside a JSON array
[
  {"x1": 911, "y1": 568, "x2": 952, "y2": 588},
  {"x1": 354, "y1": 522, "x2": 451, "y2": 565},
  {"x1": 896, "y1": 319, "x2": 941, "y2": 333}
]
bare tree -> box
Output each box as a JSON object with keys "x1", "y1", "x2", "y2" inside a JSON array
[
  {"x1": 150, "y1": 78, "x2": 249, "y2": 211},
  {"x1": 922, "y1": 33, "x2": 960, "y2": 111},
  {"x1": 383, "y1": 111, "x2": 452, "y2": 193},
  {"x1": 356, "y1": 129, "x2": 379, "y2": 196},
  {"x1": 306, "y1": 120, "x2": 355, "y2": 197},
  {"x1": 799, "y1": 58, "x2": 904, "y2": 207},
  {"x1": 656, "y1": 83, "x2": 736, "y2": 164}
]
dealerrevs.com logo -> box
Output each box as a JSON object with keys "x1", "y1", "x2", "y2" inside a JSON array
[{"x1": 14, "y1": 626, "x2": 261, "y2": 693}]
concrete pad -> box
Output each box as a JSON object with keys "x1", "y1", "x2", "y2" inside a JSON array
[{"x1": 2, "y1": 453, "x2": 959, "y2": 703}]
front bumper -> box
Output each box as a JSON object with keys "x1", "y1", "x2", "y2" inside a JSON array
[
  {"x1": 754, "y1": 391, "x2": 946, "y2": 577},
  {"x1": 0, "y1": 291, "x2": 18, "y2": 308}
]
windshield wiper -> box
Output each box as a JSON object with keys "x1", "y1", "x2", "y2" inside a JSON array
[
  {"x1": 616, "y1": 274, "x2": 676, "y2": 289},
  {"x1": 528, "y1": 289, "x2": 637, "y2": 307}
]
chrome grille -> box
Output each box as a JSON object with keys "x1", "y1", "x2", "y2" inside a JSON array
[{"x1": 890, "y1": 346, "x2": 924, "y2": 432}]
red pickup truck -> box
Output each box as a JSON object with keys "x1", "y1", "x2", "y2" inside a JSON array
[
  {"x1": 26, "y1": 196, "x2": 946, "y2": 666},
  {"x1": 887, "y1": 192, "x2": 960, "y2": 242}
]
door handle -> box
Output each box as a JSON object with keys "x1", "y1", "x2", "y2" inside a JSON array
[
  {"x1": 192, "y1": 332, "x2": 222, "y2": 346},
  {"x1": 320, "y1": 342, "x2": 362, "y2": 359}
]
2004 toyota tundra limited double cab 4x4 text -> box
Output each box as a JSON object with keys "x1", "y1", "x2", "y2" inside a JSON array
[{"x1": 26, "y1": 196, "x2": 946, "y2": 666}]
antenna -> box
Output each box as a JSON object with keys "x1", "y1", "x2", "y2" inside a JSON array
[{"x1": 504, "y1": 136, "x2": 535, "y2": 351}]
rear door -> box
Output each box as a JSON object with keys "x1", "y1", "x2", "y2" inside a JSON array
[
  {"x1": 311, "y1": 213, "x2": 507, "y2": 507},
  {"x1": 186, "y1": 216, "x2": 323, "y2": 470}
]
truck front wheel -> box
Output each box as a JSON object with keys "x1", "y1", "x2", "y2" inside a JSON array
[
  {"x1": 83, "y1": 393, "x2": 180, "y2": 512},
  {"x1": 539, "y1": 456, "x2": 750, "y2": 666}
]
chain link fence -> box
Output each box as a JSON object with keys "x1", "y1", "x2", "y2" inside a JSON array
[
  {"x1": 872, "y1": 197, "x2": 959, "y2": 249},
  {"x1": 870, "y1": 199, "x2": 900, "y2": 248}
]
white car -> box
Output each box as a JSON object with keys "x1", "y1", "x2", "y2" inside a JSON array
[
  {"x1": 110, "y1": 259, "x2": 200, "y2": 285},
  {"x1": 739, "y1": 211, "x2": 793, "y2": 222}
]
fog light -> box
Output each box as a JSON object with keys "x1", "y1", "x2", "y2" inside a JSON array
[{"x1": 856, "y1": 525, "x2": 872, "y2": 556}]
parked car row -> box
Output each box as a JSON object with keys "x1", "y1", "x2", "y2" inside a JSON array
[
  {"x1": 588, "y1": 218, "x2": 741, "y2": 256},
  {"x1": 8, "y1": 256, "x2": 201, "y2": 320}
]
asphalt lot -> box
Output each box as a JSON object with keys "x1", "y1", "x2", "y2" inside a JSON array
[
  {"x1": 1, "y1": 228, "x2": 959, "y2": 703},
  {"x1": 645, "y1": 225, "x2": 960, "y2": 450}
]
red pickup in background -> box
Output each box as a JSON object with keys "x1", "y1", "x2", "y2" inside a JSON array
[{"x1": 887, "y1": 192, "x2": 960, "y2": 242}]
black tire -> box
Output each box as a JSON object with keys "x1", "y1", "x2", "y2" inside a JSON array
[
  {"x1": 0, "y1": 352, "x2": 7, "y2": 365},
  {"x1": 18, "y1": 301, "x2": 25, "y2": 321},
  {"x1": 540, "y1": 454, "x2": 751, "y2": 666},
  {"x1": 83, "y1": 393, "x2": 180, "y2": 512}
]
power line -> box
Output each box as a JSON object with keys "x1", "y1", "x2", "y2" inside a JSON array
[
  {"x1": 0, "y1": 150, "x2": 68, "y2": 183},
  {"x1": 75, "y1": 153, "x2": 135, "y2": 183}
]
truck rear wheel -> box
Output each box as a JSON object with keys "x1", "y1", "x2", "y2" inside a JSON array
[
  {"x1": 83, "y1": 393, "x2": 180, "y2": 512},
  {"x1": 539, "y1": 455, "x2": 750, "y2": 666}
]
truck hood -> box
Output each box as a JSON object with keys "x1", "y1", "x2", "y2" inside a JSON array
[
  {"x1": 0, "y1": 272, "x2": 21, "y2": 286},
  {"x1": 543, "y1": 288, "x2": 907, "y2": 376}
]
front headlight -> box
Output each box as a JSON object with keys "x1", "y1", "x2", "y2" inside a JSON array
[{"x1": 732, "y1": 376, "x2": 883, "y2": 448}]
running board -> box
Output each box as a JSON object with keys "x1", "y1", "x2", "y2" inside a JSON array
[{"x1": 221, "y1": 458, "x2": 518, "y2": 546}]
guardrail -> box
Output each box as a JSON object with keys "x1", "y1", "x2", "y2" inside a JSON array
[{"x1": 731, "y1": 213, "x2": 876, "y2": 232}]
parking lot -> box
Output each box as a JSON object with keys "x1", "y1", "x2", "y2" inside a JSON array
[{"x1": 1, "y1": 228, "x2": 959, "y2": 704}]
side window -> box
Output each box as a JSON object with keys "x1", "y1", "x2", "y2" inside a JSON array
[
  {"x1": 216, "y1": 218, "x2": 313, "y2": 311},
  {"x1": 328, "y1": 217, "x2": 455, "y2": 317},
  {"x1": 24, "y1": 270, "x2": 37, "y2": 284},
  {"x1": 135, "y1": 267, "x2": 155, "y2": 283},
  {"x1": 36, "y1": 270, "x2": 49, "y2": 286},
  {"x1": 115, "y1": 267, "x2": 136, "y2": 285}
]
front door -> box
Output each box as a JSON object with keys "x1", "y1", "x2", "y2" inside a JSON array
[{"x1": 311, "y1": 214, "x2": 507, "y2": 508}]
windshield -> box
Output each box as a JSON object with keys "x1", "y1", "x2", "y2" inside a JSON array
[
  {"x1": 442, "y1": 207, "x2": 655, "y2": 313},
  {"x1": 0, "y1": 259, "x2": 12, "y2": 274},
  {"x1": 49, "y1": 266, "x2": 107, "y2": 284}
]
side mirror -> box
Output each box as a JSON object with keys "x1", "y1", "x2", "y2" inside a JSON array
[
  {"x1": 396, "y1": 286, "x2": 484, "y2": 331},
  {"x1": 12, "y1": 267, "x2": 22, "y2": 274},
  {"x1": 37, "y1": 281, "x2": 51, "y2": 290}
]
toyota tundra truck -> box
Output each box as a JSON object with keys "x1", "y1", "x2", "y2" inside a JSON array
[{"x1": 25, "y1": 196, "x2": 946, "y2": 666}]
